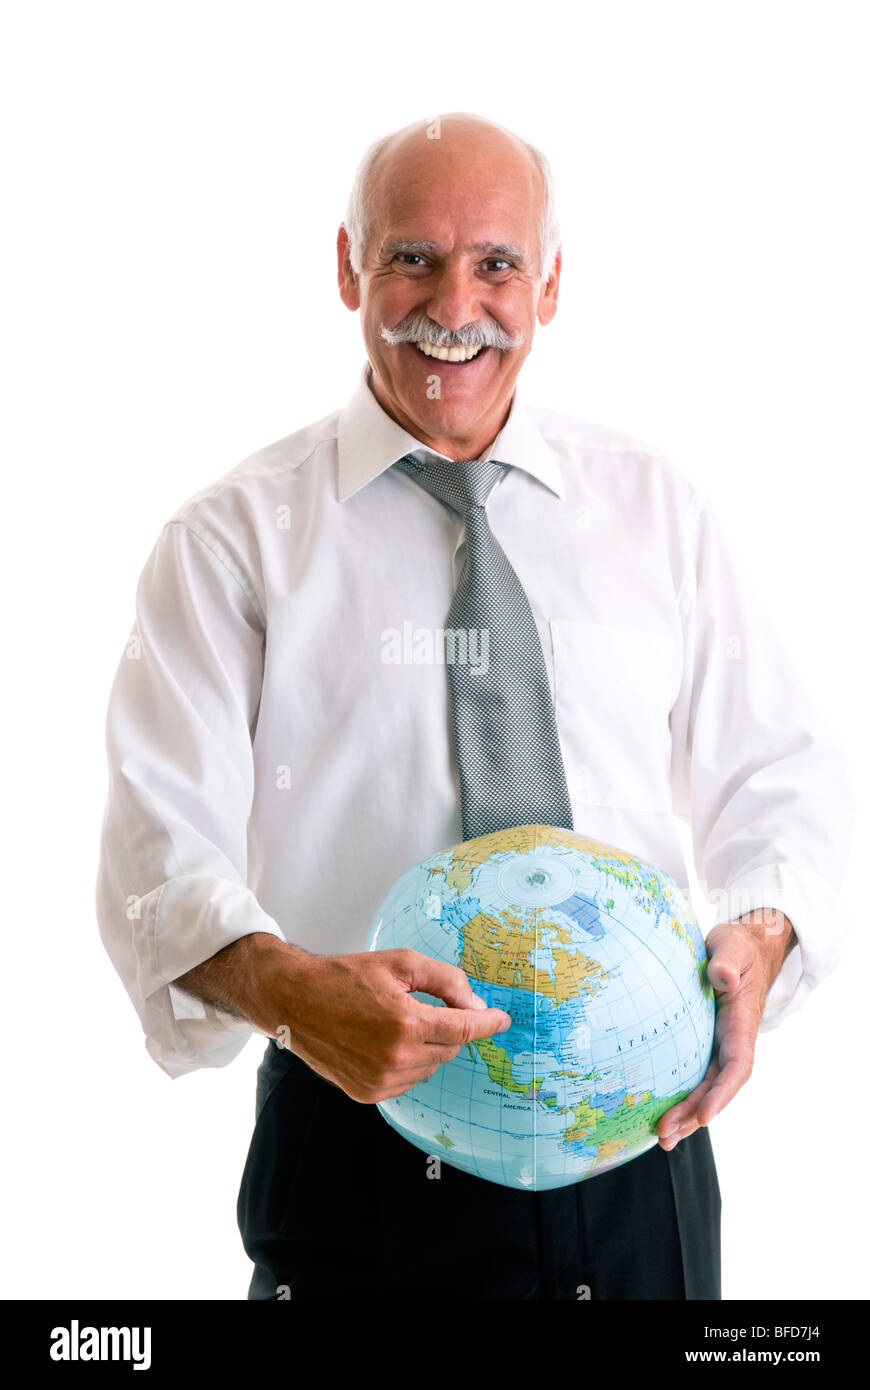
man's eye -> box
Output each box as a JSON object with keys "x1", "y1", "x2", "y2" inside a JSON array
[
  {"x1": 395, "y1": 254, "x2": 428, "y2": 268},
  {"x1": 483, "y1": 259, "x2": 513, "y2": 274}
]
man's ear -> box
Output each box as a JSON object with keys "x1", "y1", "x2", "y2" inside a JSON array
[
  {"x1": 536, "y1": 244, "x2": 562, "y2": 327},
  {"x1": 337, "y1": 225, "x2": 361, "y2": 310}
]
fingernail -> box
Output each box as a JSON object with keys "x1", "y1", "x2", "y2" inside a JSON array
[
  {"x1": 471, "y1": 993, "x2": 487, "y2": 1008},
  {"x1": 497, "y1": 1016, "x2": 512, "y2": 1032}
]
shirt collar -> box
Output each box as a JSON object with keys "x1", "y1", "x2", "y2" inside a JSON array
[{"x1": 336, "y1": 360, "x2": 564, "y2": 502}]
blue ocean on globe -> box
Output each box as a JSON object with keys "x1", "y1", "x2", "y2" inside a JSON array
[{"x1": 365, "y1": 824, "x2": 716, "y2": 1191}]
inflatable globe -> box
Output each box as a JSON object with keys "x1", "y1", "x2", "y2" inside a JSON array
[{"x1": 365, "y1": 824, "x2": 715, "y2": 1190}]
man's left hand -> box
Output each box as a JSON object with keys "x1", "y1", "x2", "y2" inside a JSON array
[{"x1": 656, "y1": 909, "x2": 795, "y2": 1151}]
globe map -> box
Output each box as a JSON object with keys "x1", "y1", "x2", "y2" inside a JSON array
[{"x1": 366, "y1": 825, "x2": 716, "y2": 1190}]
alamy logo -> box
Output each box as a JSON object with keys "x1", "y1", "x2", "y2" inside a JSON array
[
  {"x1": 49, "y1": 1320, "x2": 151, "y2": 1370},
  {"x1": 381, "y1": 621, "x2": 489, "y2": 675}
]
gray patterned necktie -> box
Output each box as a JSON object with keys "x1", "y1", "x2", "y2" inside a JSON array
[{"x1": 395, "y1": 453, "x2": 574, "y2": 839}]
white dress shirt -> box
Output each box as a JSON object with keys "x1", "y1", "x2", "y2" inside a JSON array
[{"x1": 95, "y1": 362, "x2": 855, "y2": 1079}]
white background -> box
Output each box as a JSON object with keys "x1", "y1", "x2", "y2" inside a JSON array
[{"x1": 2, "y1": 0, "x2": 867, "y2": 1300}]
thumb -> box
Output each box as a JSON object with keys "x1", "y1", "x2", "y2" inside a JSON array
[{"x1": 705, "y1": 925, "x2": 752, "y2": 992}]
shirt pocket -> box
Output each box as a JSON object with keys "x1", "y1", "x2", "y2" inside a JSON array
[{"x1": 549, "y1": 619, "x2": 677, "y2": 813}]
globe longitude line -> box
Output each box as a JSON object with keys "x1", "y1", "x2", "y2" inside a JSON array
[
  {"x1": 641, "y1": 915, "x2": 705, "y2": 1090},
  {"x1": 501, "y1": 872, "x2": 530, "y2": 1188},
  {"x1": 459, "y1": 880, "x2": 477, "y2": 1182},
  {"x1": 528, "y1": 851, "x2": 589, "y2": 1185},
  {"x1": 564, "y1": 951, "x2": 584, "y2": 1184},
  {"x1": 533, "y1": 897, "x2": 538, "y2": 1192},
  {"x1": 475, "y1": 855, "x2": 516, "y2": 1187},
  {"x1": 590, "y1": 896, "x2": 706, "y2": 1104},
  {"x1": 426, "y1": 876, "x2": 473, "y2": 1167},
  {"x1": 469, "y1": 867, "x2": 497, "y2": 1184},
  {"x1": 434, "y1": 869, "x2": 474, "y2": 1179},
  {"x1": 603, "y1": 897, "x2": 712, "y2": 1090},
  {"x1": 599, "y1": 899, "x2": 645, "y2": 1094},
  {"x1": 597, "y1": 917, "x2": 663, "y2": 1106},
  {"x1": 500, "y1": 867, "x2": 522, "y2": 1184},
  {"x1": 661, "y1": 907, "x2": 715, "y2": 1083},
  {"x1": 542, "y1": 895, "x2": 617, "y2": 1145}
]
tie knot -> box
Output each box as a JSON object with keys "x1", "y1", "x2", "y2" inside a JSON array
[{"x1": 394, "y1": 453, "x2": 508, "y2": 516}]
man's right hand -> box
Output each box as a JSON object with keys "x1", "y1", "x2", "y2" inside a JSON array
[{"x1": 174, "y1": 933, "x2": 512, "y2": 1104}]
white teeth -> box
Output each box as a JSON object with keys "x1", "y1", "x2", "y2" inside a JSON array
[{"x1": 415, "y1": 341, "x2": 484, "y2": 361}]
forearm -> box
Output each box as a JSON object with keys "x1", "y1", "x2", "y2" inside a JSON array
[{"x1": 172, "y1": 932, "x2": 311, "y2": 1035}]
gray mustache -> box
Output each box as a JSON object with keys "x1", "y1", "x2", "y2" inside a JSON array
[{"x1": 379, "y1": 314, "x2": 524, "y2": 352}]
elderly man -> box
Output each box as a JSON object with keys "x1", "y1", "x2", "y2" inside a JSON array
[{"x1": 96, "y1": 112, "x2": 853, "y2": 1301}]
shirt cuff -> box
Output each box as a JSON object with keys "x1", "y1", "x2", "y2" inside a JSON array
[
  {"x1": 709, "y1": 861, "x2": 848, "y2": 1031},
  {"x1": 141, "y1": 876, "x2": 287, "y2": 1079}
]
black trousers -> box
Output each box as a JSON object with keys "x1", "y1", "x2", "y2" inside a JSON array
[{"x1": 237, "y1": 1038, "x2": 721, "y2": 1301}]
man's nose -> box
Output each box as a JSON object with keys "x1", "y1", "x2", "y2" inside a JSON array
[{"x1": 423, "y1": 262, "x2": 481, "y2": 333}]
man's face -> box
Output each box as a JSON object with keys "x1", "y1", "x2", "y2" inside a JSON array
[{"x1": 338, "y1": 121, "x2": 560, "y2": 460}]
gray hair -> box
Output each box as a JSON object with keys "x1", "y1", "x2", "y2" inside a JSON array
[{"x1": 342, "y1": 120, "x2": 560, "y2": 282}]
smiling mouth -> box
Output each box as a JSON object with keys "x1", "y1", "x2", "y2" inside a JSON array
[{"x1": 412, "y1": 340, "x2": 490, "y2": 363}]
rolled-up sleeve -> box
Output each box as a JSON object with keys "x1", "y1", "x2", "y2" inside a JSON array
[
  {"x1": 669, "y1": 491, "x2": 856, "y2": 1031},
  {"x1": 95, "y1": 517, "x2": 286, "y2": 1079}
]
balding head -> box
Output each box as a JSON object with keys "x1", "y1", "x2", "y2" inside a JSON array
[{"x1": 344, "y1": 113, "x2": 559, "y2": 281}]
